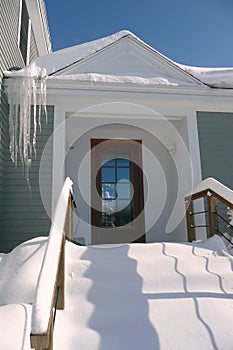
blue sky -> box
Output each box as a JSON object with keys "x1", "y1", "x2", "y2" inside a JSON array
[{"x1": 45, "y1": 0, "x2": 233, "y2": 67}]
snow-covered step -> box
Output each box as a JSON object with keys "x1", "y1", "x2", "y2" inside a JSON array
[
  {"x1": 54, "y1": 235, "x2": 233, "y2": 350},
  {"x1": 1, "y1": 235, "x2": 233, "y2": 350}
]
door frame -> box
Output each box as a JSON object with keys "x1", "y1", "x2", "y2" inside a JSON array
[{"x1": 91, "y1": 138, "x2": 145, "y2": 244}]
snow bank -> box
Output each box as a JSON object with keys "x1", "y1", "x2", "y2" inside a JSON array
[
  {"x1": 1, "y1": 235, "x2": 233, "y2": 349},
  {"x1": 0, "y1": 237, "x2": 47, "y2": 305},
  {"x1": 53, "y1": 235, "x2": 233, "y2": 350},
  {"x1": 0, "y1": 303, "x2": 32, "y2": 350}
]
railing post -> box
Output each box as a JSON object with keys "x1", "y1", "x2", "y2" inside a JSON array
[
  {"x1": 186, "y1": 199, "x2": 196, "y2": 242},
  {"x1": 45, "y1": 310, "x2": 54, "y2": 350},
  {"x1": 207, "y1": 194, "x2": 218, "y2": 236},
  {"x1": 69, "y1": 193, "x2": 74, "y2": 241},
  {"x1": 66, "y1": 192, "x2": 74, "y2": 242},
  {"x1": 56, "y1": 236, "x2": 65, "y2": 310}
]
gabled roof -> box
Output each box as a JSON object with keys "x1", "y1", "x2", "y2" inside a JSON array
[
  {"x1": 6, "y1": 30, "x2": 233, "y2": 89},
  {"x1": 32, "y1": 30, "x2": 204, "y2": 87},
  {"x1": 34, "y1": 30, "x2": 134, "y2": 76}
]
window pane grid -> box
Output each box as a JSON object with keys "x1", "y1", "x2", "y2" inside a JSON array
[{"x1": 101, "y1": 156, "x2": 133, "y2": 227}]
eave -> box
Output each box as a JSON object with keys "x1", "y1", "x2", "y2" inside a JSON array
[{"x1": 46, "y1": 76, "x2": 233, "y2": 98}]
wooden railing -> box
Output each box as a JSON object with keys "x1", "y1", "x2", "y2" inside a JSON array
[
  {"x1": 30, "y1": 177, "x2": 75, "y2": 350},
  {"x1": 185, "y1": 177, "x2": 233, "y2": 242}
]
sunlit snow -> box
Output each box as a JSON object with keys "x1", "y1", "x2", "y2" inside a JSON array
[{"x1": 1, "y1": 235, "x2": 233, "y2": 349}]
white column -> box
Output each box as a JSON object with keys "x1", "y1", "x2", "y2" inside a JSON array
[
  {"x1": 186, "y1": 111, "x2": 206, "y2": 240},
  {"x1": 51, "y1": 107, "x2": 66, "y2": 219},
  {"x1": 186, "y1": 112, "x2": 203, "y2": 186}
]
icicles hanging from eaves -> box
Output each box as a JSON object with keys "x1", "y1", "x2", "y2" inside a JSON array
[{"x1": 4, "y1": 63, "x2": 47, "y2": 184}]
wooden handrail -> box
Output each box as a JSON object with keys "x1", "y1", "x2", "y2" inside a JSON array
[
  {"x1": 30, "y1": 177, "x2": 74, "y2": 350},
  {"x1": 185, "y1": 177, "x2": 233, "y2": 208},
  {"x1": 185, "y1": 177, "x2": 233, "y2": 241}
]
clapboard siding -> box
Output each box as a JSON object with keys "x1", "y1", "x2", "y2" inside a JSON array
[
  {"x1": 0, "y1": 0, "x2": 52, "y2": 252},
  {"x1": 0, "y1": 0, "x2": 24, "y2": 82},
  {"x1": 0, "y1": 106, "x2": 54, "y2": 253},
  {"x1": 0, "y1": 0, "x2": 51, "y2": 81},
  {"x1": 0, "y1": 90, "x2": 9, "y2": 238}
]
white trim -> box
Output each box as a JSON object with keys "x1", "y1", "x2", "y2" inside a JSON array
[
  {"x1": 26, "y1": 18, "x2": 31, "y2": 65},
  {"x1": 17, "y1": 0, "x2": 23, "y2": 49},
  {"x1": 17, "y1": 0, "x2": 31, "y2": 65},
  {"x1": 51, "y1": 108, "x2": 66, "y2": 218},
  {"x1": 25, "y1": 0, "x2": 52, "y2": 55},
  {"x1": 186, "y1": 112, "x2": 203, "y2": 186},
  {"x1": 46, "y1": 78, "x2": 233, "y2": 98}
]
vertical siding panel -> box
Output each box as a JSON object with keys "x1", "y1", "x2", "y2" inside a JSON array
[
  {"x1": 0, "y1": 90, "x2": 9, "y2": 238},
  {"x1": 0, "y1": 0, "x2": 24, "y2": 82},
  {"x1": 197, "y1": 112, "x2": 233, "y2": 189},
  {"x1": 197, "y1": 111, "x2": 233, "y2": 233}
]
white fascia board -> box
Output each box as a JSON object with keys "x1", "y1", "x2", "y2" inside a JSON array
[
  {"x1": 46, "y1": 77, "x2": 233, "y2": 98},
  {"x1": 25, "y1": 0, "x2": 52, "y2": 55}
]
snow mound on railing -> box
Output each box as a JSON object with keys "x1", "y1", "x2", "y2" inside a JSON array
[
  {"x1": 188, "y1": 177, "x2": 233, "y2": 204},
  {"x1": 31, "y1": 177, "x2": 73, "y2": 334}
]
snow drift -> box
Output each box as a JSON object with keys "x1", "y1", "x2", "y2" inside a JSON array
[{"x1": 1, "y1": 235, "x2": 233, "y2": 349}]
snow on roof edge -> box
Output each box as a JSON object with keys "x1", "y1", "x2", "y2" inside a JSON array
[
  {"x1": 4, "y1": 30, "x2": 233, "y2": 89},
  {"x1": 36, "y1": 30, "x2": 135, "y2": 76}
]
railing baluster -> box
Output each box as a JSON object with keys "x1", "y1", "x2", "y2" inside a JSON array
[
  {"x1": 186, "y1": 199, "x2": 196, "y2": 242},
  {"x1": 185, "y1": 178, "x2": 233, "y2": 242},
  {"x1": 207, "y1": 195, "x2": 218, "y2": 236},
  {"x1": 56, "y1": 236, "x2": 65, "y2": 310}
]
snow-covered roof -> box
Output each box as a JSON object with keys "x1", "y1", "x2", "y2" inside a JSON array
[
  {"x1": 5, "y1": 30, "x2": 233, "y2": 89},
  {"x1": 34, "y1": 30, "x2": 134, "y2": 76},
  {"x1": 179, "y1": 64, "x2": 233, "y2": 89}
]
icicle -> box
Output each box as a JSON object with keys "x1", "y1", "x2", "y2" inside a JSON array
[{"x1": 4, "y1": 63, "x2": 48, "y2": 185}]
